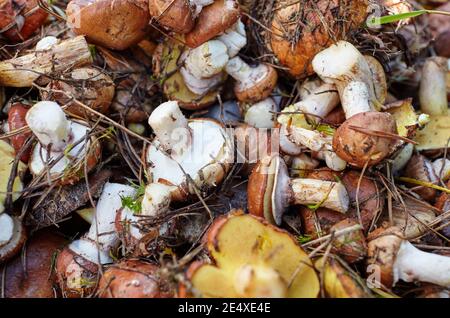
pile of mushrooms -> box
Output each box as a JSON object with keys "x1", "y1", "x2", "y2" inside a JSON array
[{"x1": 0, "y1": 0, "x2": 450, "y2": 299}]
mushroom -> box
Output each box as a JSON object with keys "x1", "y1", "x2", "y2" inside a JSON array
[
  {"x1": 56, "y1": 183, "x2": 137, "y2": 297},
  {"x1": 2, "y1": 230, "x2": 67, "y2": 298},
  {"x1": 243, "y1": 98, "x2": 279, "y2": 128},
  {"x1": 0, "y1": 36, "x2": 93, "y2": 87},
  {"x1": 403, "y1": 153, "x2": 439, "y2": 201},
  {"x1": 179, "y1": 212, "x2": 320, "y2": 298},
  {"x1": 432, "y1": 158, "x2": 450, "y2": 181},
  {"x1": 185, "y1": 0, "x2": 240, "y2": 48},
  {"x1": 216, "y1": 19, "x2": 247, "y2": 58},
  {"x1": 367, "y1": 226, "x2": 450, "y2": 288},
  {"x1": 247, "y1": 154, "x2": 349, "y2": 225},
  {"x1": 259, "y1": 0, "x2": 367, "y2": 79},
  {"x1": 35, "y1": 36, "x2": 59, "y2": 51},
  {"x1": 26, "y1": 101, "x2": 101, "y2": 185},
  {"x1": 0, "y1": 213, "x2": 27, "y2": 264},
  {"x1": 312, "y1": 41, "x2": 385, "y2": 118},
  {"x1": 225, "y1": 56, "x2": 278, "y2": 104},
  {"x1": 0, "y1": 0, "x2": 48, "y2": 42},
  {"x1": 288, "y1": 153, "x2": 319, "y2": 178},
  {"x1": 7, "y1": 102, "x2": 32, "y2": 163},
  {"x1": 419, "y1": 57, "x2": 448, "y2": 116},
  {"x1": 98, "y1": 259, "x2": 174, "y2": 298},
  {"x1": 66, "y1": 0, "x2": 150, "y2": 50},
  {"x1": 329, "y1": 219, "x2": 367, "y2": 264},
  {"x1": 42, "y1": 67, "x2": 115, "y2": 118},
  {"x1": 332, "y1": 111, "x2": 399, "y2": 168}
]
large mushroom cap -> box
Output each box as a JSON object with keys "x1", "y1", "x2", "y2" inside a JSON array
[
  {"x1": 333, "y1": 111, "x2": 398, "y2": 168},
  {"x1": 367, "y1": 226, "x2": 404, "y2": 288},
  {"x1": 66, "y1": 0, "x2": 150, "y2": 50},
  {"x1": 98, "y1": 260, "x2": 173, "y2": 298},
  {"x1": 185, "y1": 0, "x2": 240, "y2": 48}
]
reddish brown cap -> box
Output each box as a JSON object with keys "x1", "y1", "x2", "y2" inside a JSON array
[
  {"x1": 330, "y1": 219, "x2": 367, "y2": 264},
  {"x1": 149, "y1": 0, "x2": 195, "y2": 34},
  {"x1": 185, "y1": 0, "x2": 240, "y2": 48},
  {"x1": 403, "y1": 154, "x2": 438, "y2": 202},
  {"x1": 234, "y1": 65, "x2": 278, "y2": 104}
]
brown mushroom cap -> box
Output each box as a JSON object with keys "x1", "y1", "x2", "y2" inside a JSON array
[
  {"x1": 149, "y1": 0, "x2": 195, "y2": 34},
  {"x1": 98, "y1": 260, "x2": 173, "y2": 298},
  {"x1": 3, "y1": 230, "x2": 67, "y2": 298},
  {"x1": 333, "y1": 111, "x2": 398, "y2": 168},
  {"x1": 0, "y1": 215, "x2": 27, "y2": 264},
  {"x1": 330, "y1": 219, "x2": 368, "y2": 264},
  {"x1": 234, "y1": 65, "x2": 278, "y2": 104},
  {"x1": 367, "y1": 226, "x2": 404, "y2": 288},
  {"x1": 0, "y1": 0, "x2": 48, "y2": 42},
  {"x1": 185, "y1": 0, "x2": 240, "y2": 48},
  {"x1": 43, "y1": 67, "x2": 115, "y2": 118},
  {"x1": 66, "y1": 0, "x2": 150, "y2": 50},
  {"x1": 403, "y1": 154, "x2": 438, "y2": 202},
  {"x1": 267, "y1": 0, "x2": 367, "y2": 78},
  {"x1": 55, "y1": 246, "x2": 99, "y2": 298}
]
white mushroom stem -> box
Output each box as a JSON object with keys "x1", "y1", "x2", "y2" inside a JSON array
[
  {"x1": 184, "y1": 40, "x2": 229, "y2": 79},
  {"x1": 432, "y1": 158, "x2": 450, "y2": 180},
  {"x1": 419, "y1": 57, "x2": 448, "y2": 116},
  {"x1": 180, "y1": 68, "x2": 223, "y2": 95},
  {"x1": 216, "y1": 19, "x2": 247, "y2": 58},
  {"x1": 290, "y1": 179, "x2": 349, "y2": 213},
  {"x1": 35, "y1": 36, "x2": 59, "y2": 51},
  {"x1": 148, "y1": 101, "x2": 192, "y2": 157},
  {"x1": 341, "y1": 81, "x2": 373, "y2": 118},
  {"x1": 393, "y1": 240, "x2": 450, "y2": 288},
  {"x1": 141, "y1": 183, "x2": 173, "y2": 217},
  {"x1": 278, "y1": 124, "x2": 303, "y2": 156},
  {"x1": 190, "y1": 0, "x2": 214, "y2": 16},
  {"x1": 70, "y1": 183, "x2": 137, "y2": 265},
  {"x1": 234, "y1": 264, "x2": 288, "y2": 298},
  {"x1": 226, "y1": 56, "x2": 265, "y2": 84},
  {"x1": 392, "y1": 143, "x2": 414, "y2": 175},
  {"x1": 25, "y1": 101, "x2": 70, "y2": 152},
  {"x1": 0, "y1": 213, "x2": 14, "y2": 247},
  {"x1": 293, "y1": 83, "x2": 339, "y2": 122},
  {"x1": 289, "y1": 154, "x2": 319, "y2": 177},
  {"x1": 312, "y1": 41, "x2": 379, "y2": 118},
  {"x1": 285, "y1": 125, "x2": 347, "y2": 171},
  {"x1": 244, "y1": 98, "x2": 278, "y2": 128}
]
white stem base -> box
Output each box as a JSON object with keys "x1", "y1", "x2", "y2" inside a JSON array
[
  {"x1": 184, "y1": 40, "x2": 229, "y2": 79},
  {"x1": 294, "y1": 83, "x2": 339, "y2": 122},
  {"x1": 216, "y1": 19, "x2": 247, "y2": 58},
  {"x1": 141, "y1": 183, "x2": 173, "y2": 217}
]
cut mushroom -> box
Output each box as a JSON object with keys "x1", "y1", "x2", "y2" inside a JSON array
[
  {"x1": 185, "y1": 0, "x2": 240, "y2": 48},
  {"x1": 333, "y1": 111, "x2": 399, "y2": 168},
  {"x1": 98, "y1": 260, "x2": 174, "y2": 298},
  {"x1": 26, "y1": 101, "x2": 101, "y2": 185},
  {"x1": 312, "y1": 41, "x2": 382, "y2": 117},
  {"x1": 367, "y1": 226, "x2": 450, "y2": 288},
  {"x1": 56, "y1": 183, "x2": 137, "y2": 297},
  {"x1": 243, "y1": 98, "x2": 279, "y2": 129},
  {"x1": 419, "y1": 57, "x2": 448, "y2": 116},
  {"x1": 226, "y1": 56, "x2": 278, "y2": 103},
  {"x1": 0, "y1": 36, "x2": 92, "y2": 87},
  {"x1": 248, "y1": 155, "x2": 349, "y2": 225},
  {"x1": 180, "y1": 212, "x2": 320, "y2": 298},
  {"x1": 66, "y1": 0, "x2": 150, "y2": 50},
  {"x1": 42, "y1": 67, "x2": 115, "y2": 118}
]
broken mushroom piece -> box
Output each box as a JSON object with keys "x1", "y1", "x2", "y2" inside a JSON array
[
  {"x1": 312, "y1": 41, "x2": 383, "y2": 117},
  {"x1": 243, "y1": 98, "x2": 279, "y2": 129},
  {"x1": 0, "y1": 0, "x2": 48, "y2": 42},
  {"x1": 26, "y1": 101, "x2": 101, "y2": 185},
  {"x1": 419, "y1": 57, "x2": 448, "y2": 116},
  {"x1": 42, "y1": 67, "x2": 115, "y2": 118},
  {"x1": 180, "y1": 212, "x2": 320, "y2": 298},
  {"x1": 0, "y1": 36, "x2": 92, "y2": 87},
  {"x1": 247, "y1": 155, "x2": 349, "y2": 225},
  {"x1": 185, "y1": 0, "x2": 240, "y2": 48},
  {"x1": 367, "y1": 226, "x2": 450, "y2": 288},
  {"x1": 333, "y1": 111, "x2": 399, "y2": 169},
  {"x1": 66, "y1": 0, "x2": 150, "y2": 50},
  {"x1": 98, "y1": 259, "x2": 174, "y2": 298},
  {"x1": 403, "y1": 154, "x2": 439, "y2": 201},
  {"x1": 0, "y1": 213, "x2": 27, "y2": 264},
  {"x1": 56, "y1": 183, "x2": 137, "y2": 297},
  {"x1": 226, "y1": 56, "x2": 278, "y2": 104}
]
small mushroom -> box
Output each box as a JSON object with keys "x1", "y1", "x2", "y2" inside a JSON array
[
  {"x1": 243, "y1": 98, "x2": 279, "y2": 128},
  {"x1": 225, "y1": 56, "x2": 278, "y2": 103},
  {"x1": 0, "y1": 213, "x2": 27, "y2": 264},
  {"x1": 332, "y1": 111, "x2": 398, "y2": 168},
  {"x1": 56, "y1": 183, "x2": 137, "y2": 297},
  {"x1": 98, "y1": 259, "x2": 174, "y2": 298},
  {"x1": 403, "y1": 153, "x2": 439, "y2": 201},
  {"x1": 248, "y1": 155, "x2": 349, "y2": 225},
  {"x1": 185, "y1": 0, "x2": 240, "y2": 48},
  {"x1": 66, "y1": 0, "x2": 150, "y2": 50},
  {"x1": 26, "y1": 101, "x2": 101, "y2": 185},
  {"x1": 419, "y1": 57, "x2": 448, "y2": 116},
  {"x1": 43, "y1": 67, "x2": 115, "y2": 118},
  {"x1": 329, "y1": 219, "x2": 368, "y2": 264},
  {"x1": 180, "y1": 212, "x2": 320, "y2": 298},
  {"x1": 367, "y1": 226, "x2": 450, "y2": 288}
]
